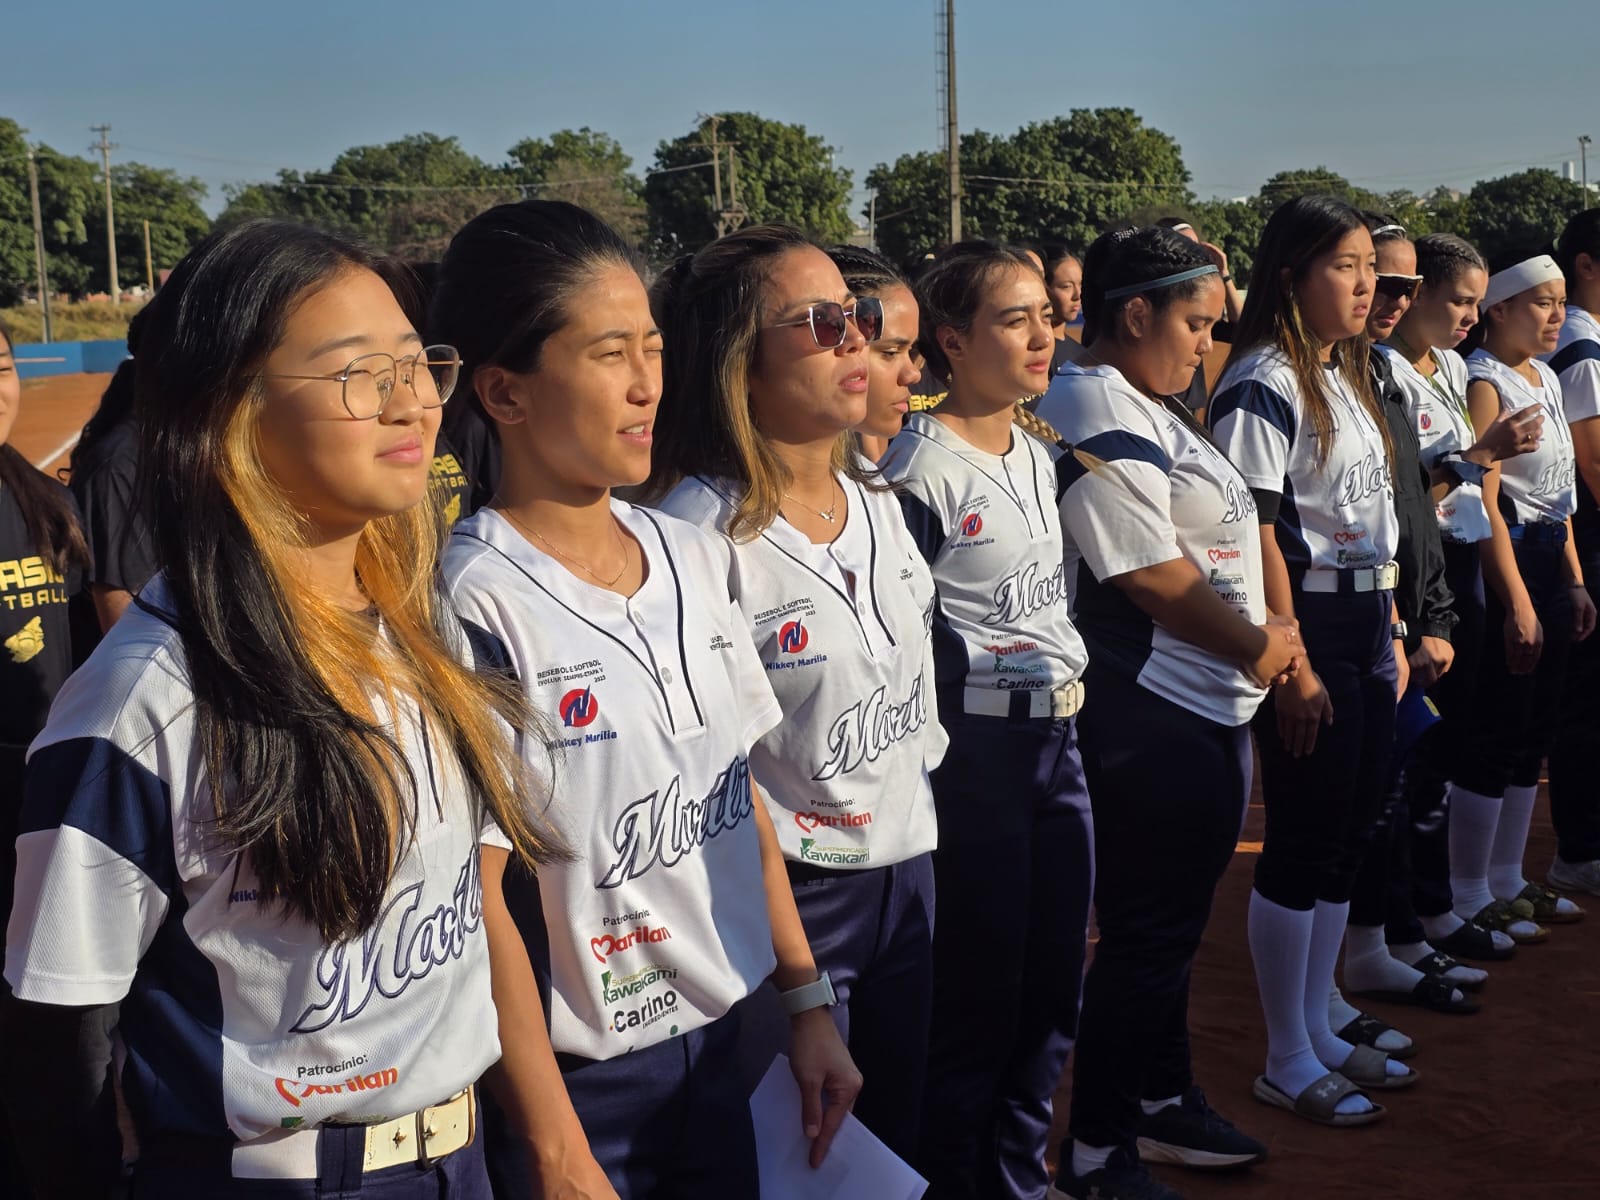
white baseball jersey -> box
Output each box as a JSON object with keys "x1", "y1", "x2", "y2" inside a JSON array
[
  {"x1": 1039, "y1": 364, "x2": 1268, "y2": 727},
  {"x1": 1379, "y1": 344, "x2": 1490, "y2": 544},
  {"x1": 442, "y1": 502, "x2": 781, "y2": 1062},
  {"x1": 6, "y1": 578, "x2": 502, "y2": 1141},
  {"x1": 657, "y1": 472, "x2": 946, "y2": 870},
  {"x1": 1548, "y1": 306, "x2": 1600, "y2": 426},
  {"x1": 1466, "y1": 349, "x2": 1576, "y2": 525},
  {"x1": 1210, "y1": 347, "x2": 1399, "y2": 574},
  {"x1": 878, "y1": 412, "x2": 1088, "y2": 693}
]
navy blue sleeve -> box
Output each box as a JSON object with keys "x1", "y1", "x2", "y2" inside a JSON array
[{"x1": 896, "y1": 492, "x2": 948, "y2": 567}]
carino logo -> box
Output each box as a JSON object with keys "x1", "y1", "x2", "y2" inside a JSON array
[
  {"x1": 275, "y1": 1067, "x2": 399, "y2": 1108},
  {"x1": 780, "y1": 619, "x2": 810, "y2": 654},
  {"x1": 960, "y1": 512, "x2": 984, "y2": 537},
  {"x1": 560, "y1": 686, "x2": 599, "y2": 728}
]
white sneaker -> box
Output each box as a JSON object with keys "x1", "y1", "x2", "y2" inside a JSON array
[{"x1": 1548, "y1": 857, "x2": 1600, "y2": 896}]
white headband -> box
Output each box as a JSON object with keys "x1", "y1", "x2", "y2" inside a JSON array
[{"x1": 1482, "y1": 254, "x2": 1563, "y2": 309}]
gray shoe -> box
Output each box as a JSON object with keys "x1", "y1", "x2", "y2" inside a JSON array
[{"x1": 1548, "y1": 857, "x2": 1600, "y2": 896}]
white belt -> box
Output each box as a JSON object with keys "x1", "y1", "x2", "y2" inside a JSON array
[
  {"x1": 963, "y1": 679, "x2": 1084, "y2": 719},
  {"x1": 231, "y1": 1088, "x2": 475, "y2": 1180},
  {"x1": 1300, "y1": 560, "x2": 1400, "y2": 594}
]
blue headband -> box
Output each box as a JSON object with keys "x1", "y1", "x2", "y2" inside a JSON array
[{"x1": 1103, "y1": 264, "x2": 1219, "y2": 301}]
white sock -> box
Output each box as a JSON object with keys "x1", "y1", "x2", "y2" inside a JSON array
[
  {"x1": 1418, "y1": 910, "x2": 1515, "y2": 952},
  {"x1": 1448, "y1": 784, "x2": 1503, "y2": 919},
  {"x1": 1070, "y1": 1141, "x2": 1114, "y2": 1177},
  {"x1": 1393, "y1": 940, "x2": 1489, "y2": 988},
  {"x1": 1140, "y1": 1095, "x2": 1181, "y2": 1115},
  {"x1": 1307, "y1": 902, "x2": 1409, "y2": 1080},
  {"x1": 1488, "y1": 784, "x2": 1537, "y2": 900},
  {"x1": 1343, "y1": 924, "x2": 1430, "y2": 995},
  {"x1": 1328, "y1": 985, "x2": 1412, "y2": 1054},
  {"x1": 1248, "y1": 891, "x2": 1369, "y2": 1114}
]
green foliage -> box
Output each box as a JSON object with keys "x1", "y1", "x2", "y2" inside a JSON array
[
  {"x1": 507, "y1": 128, "x2": 645, "y2": 242},
  {"x1": 91, "y1": 163, "x2": 210, "y2": 292},
  {"x1": 1, "y1": 299, "x2": 140, "y2": 343},
  {"x1": 645, "y1": 113, "x2": 854, "y2": 255},
  {"x1": 1460, "y1": 168, "x2": 1580, "y2": 264}
]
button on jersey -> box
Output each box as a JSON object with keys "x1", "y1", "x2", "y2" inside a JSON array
[
  {"x1": 1380, "y1": 345, "x2": 1488, "y2": 544},
  {"x1": 658, "y1": 473, "x2": 946, "y2": 870},
  {"x1": 5, "y1": 579, "x2": 502, "y2": 1142},
  {"x1": 1040, "y1": 365, "x2": 1267, "y2": 727},
  {"x1": 442, "y1": 503, "x2": 781, "y2": 1061},
  {"x1": 1466, "y1": 350, "x2": 1576, "y2": 524},
  {"x1": 879, "y1": 413, "x2": 1087, "y2": 693},
  {"x1": 1210, "y1": 348, "x2": 1399, "y2": 573}
]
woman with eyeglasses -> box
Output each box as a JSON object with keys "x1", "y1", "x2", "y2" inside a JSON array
[
  {"x1": 1037, "y1": 227, "x2": 1293, "y2": 1200},
  {"x1": 877, "y1": 241, "x2": 1093, "y2": 1199},
  {"x1": 1208, "y1": 195, "x2": 1415, "y2": 1129},
  {"x1": 1, "y1": 219, "x2": 564, "y2": 1199},
  {"x1": 827, "y1": 245, "x2": 924, "y2": 463},
  {"x1": 432, "y1": 206, "x2": 860, "y2": 1199},
  {"x1": 1441, "y1": 248, "x2": 1595, "y2": 946},
  {"x1": 1546, "y1": 209, "x2": 1600, "y2": 899},
  {"x1": 645, "y1": 224, "x2": 939, "y2": 1164}
]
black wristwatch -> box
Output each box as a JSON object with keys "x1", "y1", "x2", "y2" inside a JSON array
[{"x1": 1391, "y1": 620, "x2": 1409, "y2": 641}]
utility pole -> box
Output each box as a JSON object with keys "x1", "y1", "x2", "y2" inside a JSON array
[
  {"x1": 1581, "y1": 136, "x2": 1592, "y2": 207},
  {"x1": 701, "y1": 115, "x2": 724, "y2": 215},
  {"x1": 143, "y1": 219, "x2": 154, "y2": 291},
  {"x1": 25, "y1": 142, "x2": 54, "y2": 344},
  {"x1": 91, "y1": 123, "x2": 119, "y2": 304},
  {"x1": 944, "y1": 0, "x2": 961, "y2": 243},
  {"x1": 869, "y1": 191, "x2": 877, "y2": 250}
]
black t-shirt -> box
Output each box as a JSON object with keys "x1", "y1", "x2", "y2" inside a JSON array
[
  {"x1": 430, "y1": 436, "x2": 473, "y2": 525},
  {"x1": 0, "y1": 477, "x2": 82, "y2": 749},
  {"x1": 69, "y1": 419, "x2": 158, "y2": 595}
]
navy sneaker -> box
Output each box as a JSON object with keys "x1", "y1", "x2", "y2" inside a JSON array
[
  {"x1": 1136, "y1": 1087, "x2": 1267, "y2": 1171},
  {"x1": 1049, "y1": 1146, "x2": 1187, "y2": 1200}
]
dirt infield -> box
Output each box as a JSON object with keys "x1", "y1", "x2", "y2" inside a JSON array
[
  {"x1": 12, "y1": 373, "x2": 111, "y2": 475},
  {"x1": 14, "y1": 373, "x2": 1593, "y2": 1197}
]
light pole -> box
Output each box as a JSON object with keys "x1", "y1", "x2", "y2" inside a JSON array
[{"x1": 1581, "y1": 135, "x2": 1592, "y2": 207}]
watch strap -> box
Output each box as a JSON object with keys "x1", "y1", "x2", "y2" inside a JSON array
[{"x1": 780, "y1": 972, "x2": 838, "y2": 1016}]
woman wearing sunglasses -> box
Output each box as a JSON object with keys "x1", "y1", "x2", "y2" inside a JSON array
[
  {"x1": 1444, "y1": 248, "x2": 1594, "y2": 945},
  {"x1": 2, "y1": 219, "x2": 564, "y2": 1198},
  {"x1": 1208, "y1": 196, "x2": 1415, "y2": 1129},
  {"x1": 647, "y1": 224, "x2": 941, "y2": 1163},
  {"x1": 877, "y1": 241, "x2": 1093, "y2": 1199},
  {"x1": 433, "y1": 206, "x2": 860, "y2": 1199}
]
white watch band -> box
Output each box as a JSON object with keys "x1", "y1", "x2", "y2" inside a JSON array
[{"x1": 780, "y1": 972, "x2": 838, "y2": 1016}]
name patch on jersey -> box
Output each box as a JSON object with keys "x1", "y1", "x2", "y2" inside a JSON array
[
  {"x1": 290, "y1": 850, "x2": 482, "y2": 1034},
  {"x1": 812, "y1": 676, "x2": 929, "y2": 781},
  {"x1": 597, "y1": 759, "x2": 755, "y2": 888}
]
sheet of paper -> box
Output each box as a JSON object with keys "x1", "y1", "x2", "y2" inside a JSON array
[{"x1": 749, "y1": 1054, "x2": 928, "y2": 1200}]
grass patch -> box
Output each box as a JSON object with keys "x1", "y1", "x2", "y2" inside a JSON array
[{"x1": 1, "y1": 301, "x2": 144, "y2": 343}]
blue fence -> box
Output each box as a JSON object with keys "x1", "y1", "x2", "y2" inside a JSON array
[{"x1": 15, "y1": 340, "x2": 129, "y2": 379}]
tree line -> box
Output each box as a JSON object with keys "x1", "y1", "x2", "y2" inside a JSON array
[{"x1": 1, "y1": 108, "x2": 1588, "y2": 306}]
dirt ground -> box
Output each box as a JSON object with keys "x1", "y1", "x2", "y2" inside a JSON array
[{"x1": 16, "y1": 374, "x2": 1594, "y2": 1198}]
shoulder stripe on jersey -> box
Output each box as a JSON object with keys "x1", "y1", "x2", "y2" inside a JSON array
[
  {"x1": 460, "y1": 617, "x2": 518, "y2": 681},
  {"x1": 1550, "y1": 338, "x2": 1600, "y2": 378},
  {"x1": 1057, "y1": 429, "x2": 1172, "y2": 492},
  {"x1": 1209, "y1": 378, "x2": 1296, "y2": 443},
  {"x1": 20, "y1": 736, "x2": 178, "y2": 895},
  {"x1": 451, "y1": 530, "x2": 702, "y2": 730},
  {"x1": 635, "y1": 508, "x2": 706, "y2": 728},
  {"x1": 896, "y1": 491, "x2": 947, "y2": 566},
  {"x1": 891, "y1": 428, "x2": 1039, "y2": 526}
]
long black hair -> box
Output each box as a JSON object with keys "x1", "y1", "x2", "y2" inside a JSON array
[
  {"x1": 0, "y1": 318, "x2": 88, "y2": 576},
  {"x1": 1079, "y1": 225, "x2": 1216, "y2": 347},
  {"x1": 136, "y1": 218, "x2": 562, "y2": 943}
]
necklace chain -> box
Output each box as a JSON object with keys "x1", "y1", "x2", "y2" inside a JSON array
[
  {"x1": 498, "y1": 505, "x2": 630, "y2": 587},
  {"x1": 783, "y1": 479, "x2": 841, "y2": 523}
]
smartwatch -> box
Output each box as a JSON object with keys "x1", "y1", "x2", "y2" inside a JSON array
[
  {"x1": 1391, "y1": 620, "x2": 1409, "y2": 641},
  {"x1": 780, "y1": 972, "x2": 839, "y2": 1016}
]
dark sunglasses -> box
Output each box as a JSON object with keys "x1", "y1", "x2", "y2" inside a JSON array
[
  {"x1": 1375, "y1": 273, "x2": 1423, "y2": 302},
  {"x1": 767, "y1": 296, "x2": 885, "y2": 348}
]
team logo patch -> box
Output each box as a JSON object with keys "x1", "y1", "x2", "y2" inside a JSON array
[
  {"x1": 4, "y1": 616, "x2": 44, "y2": 664},
  {"x1": 560, "y1": 686, "x2": 599, "y2": 728},
  {"x1": 960, "y1": 512, "x2": 984, "y2": 537},
  {"x1": 779, "y1": 619, "x2": 810, "y2": 654},
  {"x1": 1419, "y1": 413, "x2": 1433, "y2": 430}
]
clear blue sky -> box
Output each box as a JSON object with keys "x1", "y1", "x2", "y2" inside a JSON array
[{"x1": 5, "y1": 0, "x2": 1594, "y2": 218}]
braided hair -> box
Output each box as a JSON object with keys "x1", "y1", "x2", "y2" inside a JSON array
[{"x1": 1414, "y1": 232, "x2": 1486, "y2": 290}]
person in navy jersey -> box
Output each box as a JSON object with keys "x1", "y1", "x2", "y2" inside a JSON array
[
  {"x1": 1038, "y1": 228, "x2": 1297, "y2": 1200},
  {"x1": 1443, "y1": 249, "x2": 1595, "y2": 943},
  {"x1": 1546, "y1": 209, "x2": 1600, "y2": 896},
  {"x1": 432, "y1": 204, "x2": 861, "y2": 1200},
  {"x1": 1382, "y1": 234, "x2": 1539, "y2": 969},
  {"x1": 645, "y1": 225, "x2": 942, "y2": 1163},
  {"x1": 1209, "y1": 195, "x2": 1417, "y2": 1128},
  {"x1": 878, "y1": 240, "x2": 1093, "y2": 1200},
  {"x1": 0, "y1": 316, "x2": 92, "y2": 1196},
  {"x1": 1, "y1": 221, "x2": 565, "y2": 1199}
]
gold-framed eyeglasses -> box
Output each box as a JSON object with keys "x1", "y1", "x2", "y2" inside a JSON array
[{"x1": 261, "y1": 345, "x2": 462, "y2": 420}]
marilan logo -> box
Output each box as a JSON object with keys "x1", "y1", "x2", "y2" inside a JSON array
[
  {"x1": 590, "y1": 923, "x2": 673, "y2": 964},
  {"x1": 276, "y1": 1067, "x2": 399, "y2": 1108},
  {"x1": 794, "y1": 810, "x2": 873, "y2": 833}
]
